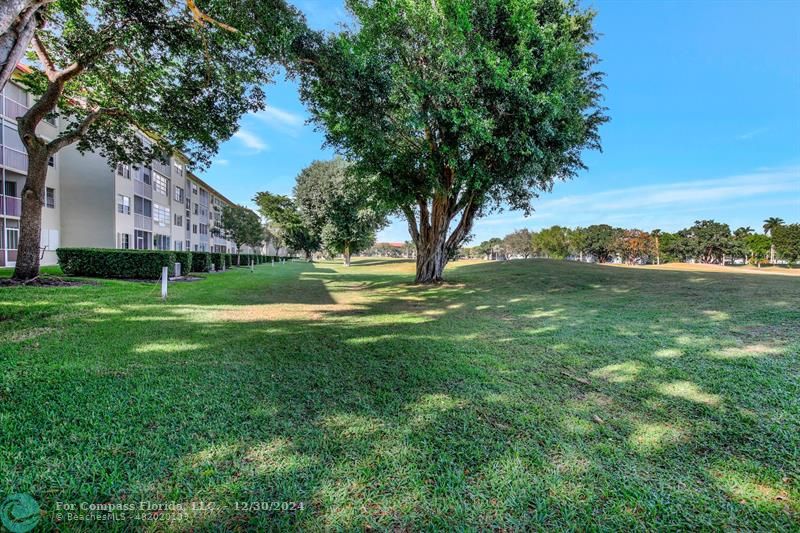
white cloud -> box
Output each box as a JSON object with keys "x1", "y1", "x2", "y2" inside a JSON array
[
  {"x1": 737, "y1": 127, "x2": 768, "y2": 140},
  {"x1": 477, "y1": 166, "x2": 800, "y2": 231},
  {"x1": 255, "y1": 106, "x2": 303, "y2": 127},
  {"x1": 214, "y1": 158, "x2": 229, "y2": 166},
  {"x1": 233, "y1": 128, "x2": 268, "y2": 152},
  {"x1": 252, "y1": 106, "x2": 305, "y2": 137}
]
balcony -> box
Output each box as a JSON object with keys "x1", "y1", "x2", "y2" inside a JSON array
[
  {"x1": 134, "y1": 179, "x2": 152, "y2": 199},
  {"x1": 3, "y1": 98, "x2": 28, "y2": 120},
  {"x1": 152, "y1": 159, "x2": 171, "y2": 177},
  {"x1": 134, "y1": 214, "x2": 152, "y2": 231},
  {"x1": 0, "y1": 194, "x2": 22, "y2": 217},
  {"x1": 1, "y1": 146, "x2": 28, "y2": 172}
]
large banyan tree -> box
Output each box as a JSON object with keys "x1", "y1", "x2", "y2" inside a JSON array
[{"x1": 297, "y1": 0, "x2": 608, "y2": 283}]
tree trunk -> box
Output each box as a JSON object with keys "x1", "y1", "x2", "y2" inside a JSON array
[
  {"x1": 343, "y1": 243, "x2": 351, "y2": 266},
  {"x1": 12, "y1": 149, "x2": 49, "y2": 280},
  {"x1": 411, "y1": 195, "x2": 452, "y2": 283},
  {"x1": 0, "y1": 0, "x2": 46, "y2": 91}
]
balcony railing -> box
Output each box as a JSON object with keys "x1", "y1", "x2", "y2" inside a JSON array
[
  {"x1": 134, "y1": 214, "x2": 152, "y2": 231},
  {"x1": 134, "y1": 179, "x2": 152, "y2": 199},
  {"x1": 3, "y1": 98, "x2": 28, "y2": 120},
  {"x1": 2, "y1": 147, "x2": 28, "y2": 172},
  {"x1": 152, "y1": 159, "x2": 171, "y2": 177},
  {"x1": 0, "y1": 195, "x2": 22, "y2": 217}
]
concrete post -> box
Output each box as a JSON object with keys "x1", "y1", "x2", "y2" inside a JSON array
[{"x1": 161, "y1": 266, "x2": 168, "y2": 301}]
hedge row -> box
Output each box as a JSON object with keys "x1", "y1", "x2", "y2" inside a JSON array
[
  {"x1": 57, "y1": 248, "x2": 176, "y2": 280},
  {"x1": 175, "y1": 252, "x2": 192, "y2": 275},
  {"x1": 57, "y1": 247, "x2": 292, "y2": 279},
  {"x1": 192, "y1": 252, "x2": 284, "y2": 272}
]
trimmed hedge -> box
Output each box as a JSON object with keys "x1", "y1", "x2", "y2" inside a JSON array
[
  {"x1": 57, "y1": 248, "x2": 176, "y2": 280},
  {"x1": 191, "y1": 251, "x2": 212, "y2": 273},
  {"x1": 174, "y1": 251, "x2": 192, "y2": 275},
  {"x1": 224, "y1": 253, "x2": 232, "y2": 268},
  {"x1": 210, "y1": 252, "x2": 224, "y2": 271}
]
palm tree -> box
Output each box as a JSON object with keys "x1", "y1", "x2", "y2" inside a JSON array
[
  {"x1": 651, "y1": 229, "x2": 662, "y2": 265},
  {"x1": 734, "y1": 227, "x2": 754, "y2": 263},
  {"x1": 763, "y1": 217, "x2": 785, "y2": 264}
]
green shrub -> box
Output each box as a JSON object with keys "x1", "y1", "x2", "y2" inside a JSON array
[
  {"x1": 174, "y1": 251, "x2": 192, "y2": 275},
  {"x1": 224, "y1": 253, "x2": 232, "y2": 268},
  {"x1": 210, "y1": 252, "x2": 224, "y2": 271},
  {"x1": 191, "y1": 252, "x2": 212, "y2": 273},
  {"x1": 57, "y1": 248, "x2": 176, "y2": 280}
]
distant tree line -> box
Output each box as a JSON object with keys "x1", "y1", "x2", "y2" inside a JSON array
[{"x1": 461, "y1": 218, "x2": 800, "y2": 267}]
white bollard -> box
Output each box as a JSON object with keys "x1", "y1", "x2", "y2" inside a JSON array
[
  {"x1": 210, "y1": 262, "x2": 215, "y2": 272},
  {"x1": 174, "y1": 262, "x2": 181, "y2": 278},
  {"x1": 250, "y1": 259, "x2": 254, "y2": 272},
  {"x1": 272, "y1": 258, "x2": 274, "y2": 267},
  {"x1": 161, "y1": 266, "x2": 168, "y2": 301}
]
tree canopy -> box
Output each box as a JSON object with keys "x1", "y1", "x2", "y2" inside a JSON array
[
  {"x1": 297, "y1": 0, "x2": 607, "y2": 282},
  {"x1": 294, "y1": 158, "x2": 387, "y2": 266},
  {"x1": 503, "y1": 229, "x2": 533, "y2": 259},
  {"x1": 10, "y1": 0, "x2": 306, "y2": 279},
  {"x1": 773, "y1": 224, "x2": 800, "y2": 266},
  {"x1": 254, "y1": 192, "x2": 321, "y2": 260},
  {"x1": 213, "y1": 204, "x2": 263, "y2": 262}
]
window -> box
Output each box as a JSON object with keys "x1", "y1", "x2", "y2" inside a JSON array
[
  {"x1": 174, "y1": 214, "x2": 183, "y2": 227},
  {"x1": 199, "y1": 223, "x2": 208, "y2": 235},
  {"x1": 199, "y1": 188, "x2": 208, "y2": 204},
  {"x1": 192, "y1": 224, "x2": 197, "y2": 234},
  {"x1": 174, "y1": 241, "x2": 182, "y2": 251},
  {"x1": 152, "y1": 203, "x2": 170, "y2": 226},
  {"x1": 45, "y1": 187, "x2": 55, "y2": 209},
  {"x1": 48, "y1": 155, "x2": 55, "y2": 167},
  {"x1": 186, "y1": 240, "x2": 190, "y2": 250},
  {"x1": 134, "y1": 230, "x2": 151, "y2": 250},
  {"x1": 174, "y1": 162, "x2": 184, "y2": 177},
  {"x1": 174, "y1": 186, "x2": 184, "y2": 203},
  {"x1": 153, "y1": 173, "x2": 169, "y2": 195},
  {"x1": 153, "y1": 234, "x2": 170, "y2": 250},
  {"x1": 192, "y1": 184, "x2": 198, "y2": 195},
  {"x1": 117, "y1": 233, "x2": 130, "y2": 249},
  {"x1": 116, "y1": 163, "x2": 131, "y2": 179},
  {"x1": 117, "y1": 194, "x2": 131, "y2": 214},
  {"x1": 5, "y1": 220, "x2": 19, "y2": 250},
  {"x1": 3, "y1": 83, "x2": 26, "y2": 105},
  {"x1": 193, "y1": 203, "x2": 198, "y2": 215},
  {"x1": 4, "y1": 181, "x2": 17, "y2": 197},
  {"x1": 134, "y1": 196, "x2": 151, "y2": 217},
  {"x1": 186, "y1": 219, "x2": 190, "y2": 230}
]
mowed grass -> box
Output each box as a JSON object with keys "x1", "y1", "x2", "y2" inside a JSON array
[{"x1": 0, "y1": 258, "x2": 798, "y2": 530}]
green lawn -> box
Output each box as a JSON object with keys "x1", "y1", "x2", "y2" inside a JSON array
[{"x1": 0, "y1": 258, "x2": 798, "y2": 530}]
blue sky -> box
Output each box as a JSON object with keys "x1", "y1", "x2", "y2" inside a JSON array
[{"x1": 197, "y1": 0, "x2": 800, "y2": 244}]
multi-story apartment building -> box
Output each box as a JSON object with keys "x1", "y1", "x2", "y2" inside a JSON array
[
  {"x1": 1, "y1": 76, "x2": 61, "y2": 267},
  {"x1": 0, "y1": 69, "x2": 274, "y2": 267}
]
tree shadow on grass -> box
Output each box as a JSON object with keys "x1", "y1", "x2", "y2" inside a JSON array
[{"x1": 0, "y1": 259, "x2": 798, "y2": 529}]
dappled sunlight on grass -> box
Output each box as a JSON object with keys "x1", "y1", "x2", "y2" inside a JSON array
[
  {"x1": 590, "y1": 361, "x2": 643, "y2": 383},
  {"x1": 653, "y1": 348, "x2": 683, "y2": 358},
  {"x1": 629, "y1": 422, "x2": 687, "y2": 453},
  {"x1": 714, "y1": 343, "x2": 784, "y2": 359},
  {"x1": 1, "y1": 257, "x2": 798, "y2": 529},
  {"x1": 133, "y1": 341, "x2": 207, "y2": 353},
  {"x1": 657, "y1": 381, "x2": 721, "y2": 406},
  {"x1": 701, "y1": 310, "x2": 731, "y2": 322}
]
